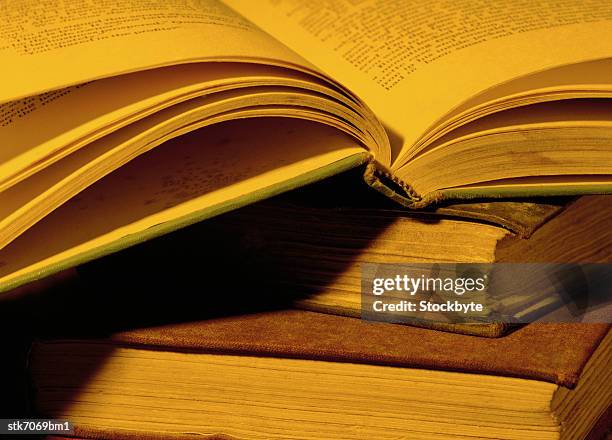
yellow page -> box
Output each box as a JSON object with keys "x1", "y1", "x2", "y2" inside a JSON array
[
  {"x1": 406, "y1": 58, "x2": 612, "y2": 157},
  {"x1": 443, "y1": 58, "x2": 612, "y2": 125},
  {"x1": 0, "y1": 0, "x2": 313, "y2": 103},
  {"x1": 223, "y1": 0, "x2": 612, "y2": 163},
  {"x1": 0, "y1": 63, "x2": 343, "y2": 190},
  {"x1": 0, "y1": 118, "x2": 366, "y2": 290},
  {"x1": 0, "y1": 83, "x2": 371, "y2": 250}
]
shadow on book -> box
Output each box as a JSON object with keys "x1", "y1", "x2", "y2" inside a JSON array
[
  {"x1": 0, "y1": 167, "x2": 400, "y2": 420},
  {"x1": 1, "y1": 166, "x2": 609, "y2": 434}
]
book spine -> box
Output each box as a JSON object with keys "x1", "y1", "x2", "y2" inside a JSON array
[
  {"x1": 364, "y1": 160, "x2": 612, "y2": 209},
  {"x1": 363, "y1": 161, "x2": 442, "y2": 209}
]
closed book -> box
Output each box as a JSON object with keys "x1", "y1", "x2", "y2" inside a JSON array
[{"x1": 30, "y1": 310, "x2": 611, "y2": 439}]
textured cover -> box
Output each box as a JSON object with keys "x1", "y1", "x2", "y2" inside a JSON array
[
  {"x1": 431, "y1": 198, "x2": 570, "y2": 238},
  {"x1": 95, "y1": 310, "x2": 610, "y2": 388}
]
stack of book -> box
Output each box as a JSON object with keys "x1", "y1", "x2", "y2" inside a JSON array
[
  {"x1": 0, "y1": 0, "x2": 611, "y2": 438},
  {"x1": 15, "y1": 177, "x2": 612, "y2": 439}
]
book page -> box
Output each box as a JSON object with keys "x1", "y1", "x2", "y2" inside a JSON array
[
  {"x1": 0, "y1": 63, "x2": 344, "y2": 191},
  {"x1": 0, "y1": 0, "x2": 312, "y2": 103},
  {"x1": 0, "y1": 118, "x2": 366, "y2": 289},
  {"x1": 0, "y1": 82, "x2": 374, "y2": 250},
  {"x1": 223, "y1": 0, "x2": 612, "y2": 163}
]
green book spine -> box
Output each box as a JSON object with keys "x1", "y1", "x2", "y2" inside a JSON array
[{"x1": 364, "y1": 161, "x2": 612, "y2": 209}]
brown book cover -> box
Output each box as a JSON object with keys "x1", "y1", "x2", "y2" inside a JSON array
[
  {"x1": 31, "y1": 311, "x2": 611, "y2": 440},
  {"x1": 92, "y1": 310, "x2": 608, "y2": 388}
]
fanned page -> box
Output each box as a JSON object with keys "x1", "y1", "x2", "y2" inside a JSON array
[
  {"x1": 0, "y1": 118, "x2": 367, "y2": 292},
  {"x1": 0, "y1": 0, "x2": 312, "y2": 103},
  {"x1": 223, "y1": 0, "x2": 612, "y2": 162}
]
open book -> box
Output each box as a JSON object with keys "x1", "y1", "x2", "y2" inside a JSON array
[{"x1": 1, "y1": 0, "x2": 612, "y2": 292}]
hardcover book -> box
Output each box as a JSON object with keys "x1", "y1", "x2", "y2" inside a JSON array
[
  {"x1": 55, "y1": 173, "x2": 610, "y2": 337},
  {"x1": 1, "y1": 0, "x2": 612, "y2": 292},
  {"x1": 29, "y1": 310, "x2": 611, "y2": 439}
]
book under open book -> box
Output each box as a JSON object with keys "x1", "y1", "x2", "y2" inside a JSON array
[
  {"x1": 1, "y1": 0, "x2": 612, "y2": 292},
  {"x1": 28, "y1": 311, "x2": 612, "y2": 440},
  {"x1": 50, "y1": 170, "x2": 608, "y2": 337}
]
